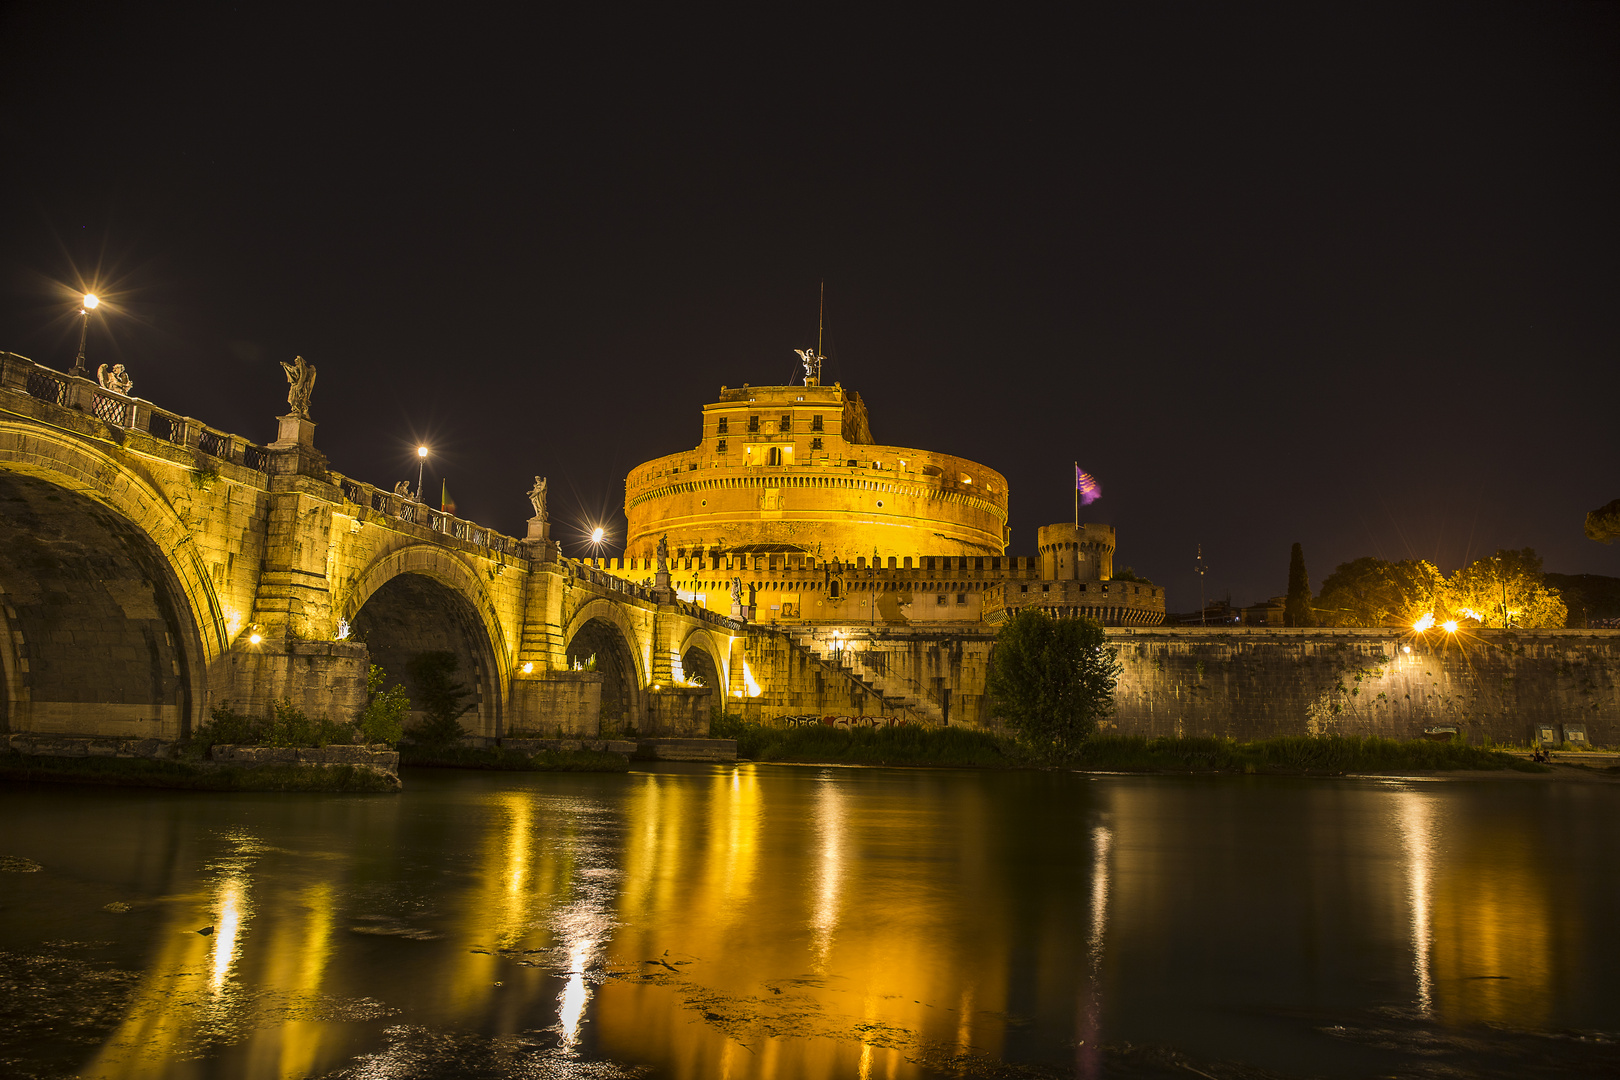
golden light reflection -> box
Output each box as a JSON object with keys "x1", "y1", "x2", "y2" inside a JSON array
[
  {"x1": 1395, "y1": 790, "x2": 1434, "y2": 1016},
  {"x1": 210, "y1": 876, "x2": 246, "y2": 995},
  {"x1": 810, "y1": 776, "x2": 846, "y2": 970}
]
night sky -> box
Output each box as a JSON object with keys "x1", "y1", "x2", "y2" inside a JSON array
[{"x1": 3, "y1": 4, "x2": 1615, "y2": 611}]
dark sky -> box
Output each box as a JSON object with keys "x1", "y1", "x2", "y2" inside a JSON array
[{"x1": 3, "y1": 3, "x2": 1616, "y2": 610}]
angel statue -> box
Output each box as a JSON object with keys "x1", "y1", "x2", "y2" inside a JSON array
[
  {"x1": 527, "y1": 476, "x2": 548, "y2": 521},
  {"x1": 729, "y1": 577, "x2": 744, "y2": 606},
  {"x1": 96, "y1": 363, "x2": 134, "y2": 397},
  {"x1": 794, "y1": 348, "x2": 821, "y2": 384},
  {"x1": 279, "y1": 355, "x2": 317, "y2": 419},
  {"x1": 656, "y1": 534, "x2": 670, "y2": 573}
]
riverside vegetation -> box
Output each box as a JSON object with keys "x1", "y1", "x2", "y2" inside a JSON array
[{"x1": 710, "y1": 609, "x2": 1561, "y2": 775}]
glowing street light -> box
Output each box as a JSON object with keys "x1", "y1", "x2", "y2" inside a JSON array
[
  {"x1": 415, "y1": 445, "x2": 429, "y2": 501},
  {"x1": 1442, "y1": 620, "x2": 1459, "y2": 634},
  {"x1": 70, "y1": 293, "x2": 100, "y2": 378},
  {"x1": 591, "y1": 526, "x2": 606, "y2": 544}
]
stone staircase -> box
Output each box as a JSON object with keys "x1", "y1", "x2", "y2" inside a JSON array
[{"x1": 789, "y1": 631, "x2": 947, "y2": 725}]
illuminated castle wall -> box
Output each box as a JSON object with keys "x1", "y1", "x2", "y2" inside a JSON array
[
  {"x1": 616, "y1": 379, "x2": 1166, "y2": 629},
  {"x1": 625, "y1": 382, "x2": 1009, "y2": 559}
]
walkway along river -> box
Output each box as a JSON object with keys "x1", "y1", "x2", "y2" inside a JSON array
[{"x1": 1, "y1": 764, "x2": 1616, "y2": 1078}]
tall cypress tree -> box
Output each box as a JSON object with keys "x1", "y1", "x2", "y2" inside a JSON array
[{"x1": 1285, "y1": 542, "x2": 1314, "y2": 627}]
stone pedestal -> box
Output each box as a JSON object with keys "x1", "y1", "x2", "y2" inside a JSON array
[
  {"x1": 526, "y1": 517, "x2": 550, "y2": 541},
  {"x1": 642, "y1": 685, "x2": 714, "y2": 737},
  {"x1": 507, "y1": 670, "x2": 603, "y2": 737},
  {"x1": 269, "y1": 413, "x2": 316, "y2": 449},
  {"x1": 653, "y1": 569, "x2": 672, "y2": 604}
]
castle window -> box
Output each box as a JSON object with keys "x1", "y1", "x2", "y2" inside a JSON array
[
  {"x1": 748, "y1": 415, "x2": 760, "y2": 432},
  {"x1": 830, "y1": 579, "x2": 842, "y2": 598},
  {"x1": 811, "y1": 437, "x2": 823, "y2": 450},
  {"x1": 957, "y1": 593, "x2": 967, "y2": 605},
  {"x1": 780, "y1": 413, "x2": 791, "y2": 432},
  {"x1": 811, "y1": 415, "x2": 824, "y2": 431},
  {"x1": 936, "y1": 594, "x2": 948, "y2": 606},
  {"x1": 717, "y1": 439, "x2": 727, "y2": 453},
  {"x1": 1021, "y1": 585, "x2": 1028, "y2": 593},
  {"x1": 717, "y1": 417, "x2": 728, "y2": 434},
  {"x1": 767, "y1": 447, "x2": 782, "y2": 466}
]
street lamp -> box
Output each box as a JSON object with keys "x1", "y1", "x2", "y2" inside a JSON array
[
  {"x1": 415, "y1": 445, "x2": 428, "y2": 501},
  {"x1": 71, "y1": 293, "x2": 99, "y2": 378}
]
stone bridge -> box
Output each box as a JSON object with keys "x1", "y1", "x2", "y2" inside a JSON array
[{"x1": 0, "y1": 353, "x2": 891, "y2": 743}]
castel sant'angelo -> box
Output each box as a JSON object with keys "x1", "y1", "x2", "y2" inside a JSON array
[{"x1": 608, "y1": 353, "x2": 1168, "y2": 629}]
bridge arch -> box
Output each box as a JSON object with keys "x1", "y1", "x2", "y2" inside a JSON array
[
  {"x1": 562, "y1": 598, "x2": 646, "y2": 730},
  {"x1": 677, "y1": 626, "x2": 725, "y2": 693},
  {"x1": 0, "y1": 423, "x2": 218, "y2": 737},
  {"x1": 344, "y1": 544, "x2": 512, "y2": 737}
]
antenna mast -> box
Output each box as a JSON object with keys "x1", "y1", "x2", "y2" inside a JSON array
[{"x1": 817, "y1": 280, "x2": 825, "y2": 384}]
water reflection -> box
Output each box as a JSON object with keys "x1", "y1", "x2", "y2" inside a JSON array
[
  {"x1": 1394, "y1": 789, "x2": 1435, "y2": 1016},
  {"x1": 809, "y1": 774, "x2": 845, "y2": 970},
  {"x1": 2, "y1": 769, "x2": 1611, "y2": 1079}
]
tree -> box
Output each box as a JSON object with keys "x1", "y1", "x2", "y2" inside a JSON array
[
  {"x1": 1284, "y1": 543, "x2": 1314, "y2": 627},
  {"x1": 405, "y1": 651, "x2": 474, "y2": 747},
  {"x1": 985, "y1": 609, "x2": 1121, "y2": 760},
  {"x1": 1443, "y1": 548, "x2": 1567, "y2": 629},
  {"x1": 1586, "y1": 498, "x2": 1620, "y2": 544},
  {"x1": 1315, "y1": 557, "x2": 1443, "y2": 628},
  {"x1": 358, "y1": 664, "x2": 409, "y2": 745}
]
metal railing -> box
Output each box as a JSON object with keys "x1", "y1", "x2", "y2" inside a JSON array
[{"x1": 7, "y1": 353, "x2": 524, "y2": 555}]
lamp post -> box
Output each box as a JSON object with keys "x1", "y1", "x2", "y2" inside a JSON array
[
  {"x1": 71, "y1": 294, "x2": 99, "y2": 378},
  {"x1": 415, "y1": 445, "x2": 428, "y2": 501}
]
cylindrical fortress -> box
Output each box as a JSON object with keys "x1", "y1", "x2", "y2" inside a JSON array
[
  {"x1": 624, "y1": 383, "x2": 1008, "y2": 559},
  {"x1": 1038, "y1": 523, "x2": 1116, "y2": 581}
]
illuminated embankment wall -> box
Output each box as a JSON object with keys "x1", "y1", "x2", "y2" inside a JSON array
[
  {"x1": 736, "y1": 627, "x2": 1620, "y2": 743},
  {"x1": 1104, "y1": 628, "x2": 1619, "y2": 744}
]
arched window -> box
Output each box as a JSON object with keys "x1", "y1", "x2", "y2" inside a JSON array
[{"x1": 767, "y1": 447, "x2": 782, "y2": 466}]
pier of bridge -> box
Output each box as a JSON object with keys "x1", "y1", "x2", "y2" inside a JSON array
[{"x1": 0, "y1": 353, "x2": 895, "y2": 743}]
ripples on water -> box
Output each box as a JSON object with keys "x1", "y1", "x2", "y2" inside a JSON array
[{"x1": 0, "y1": 767, "x2": 1616, "y2": 1078}]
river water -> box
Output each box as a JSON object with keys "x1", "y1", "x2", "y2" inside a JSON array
[{"x1": 1, "y1": 765, "x2": 1616, "y2": 1079}]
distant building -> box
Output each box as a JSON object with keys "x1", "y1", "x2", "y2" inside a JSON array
[{"x1": 1242, "y1": 596, "x2": 1289, "y2": 627}]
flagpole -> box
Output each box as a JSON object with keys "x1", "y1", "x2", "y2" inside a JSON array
[{"x1": 1074, "y1": 461, "x2": 1078, "y2": 528}]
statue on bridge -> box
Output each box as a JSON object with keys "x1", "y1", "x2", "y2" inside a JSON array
[
  {"x1": 279, "y1": 355, "x2": 317, "y2": 419},
  {"x1": 729, "y1": 577, "x2": 743, "y2": 606},
  {"x1": 656, "y1": 534, "x2": 670, "y2": 573},
  {"x1": 393, "y1": 479, "x2": 417, "y2": 501},
  {"x1": 527, "y1": 476, "x2": 548, "y2": 522},
  {"x1": 96, "y1": 363, "x2": 134, "y2": 397}
]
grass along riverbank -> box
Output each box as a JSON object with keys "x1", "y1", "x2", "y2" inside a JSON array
[
  {"x1": 0, "y1": 751, "x2": 400, "y2": 792},
  {"x1": 714, "y1": 718, "x2": 1555, "y2": 775}
]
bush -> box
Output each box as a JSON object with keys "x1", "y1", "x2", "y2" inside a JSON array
[
  {"x1": 359, "y1": 664, "x2": 409, "y2": 745},
  {"x1": 181, "y1": 699, "x2": 353, "y2": 760}
]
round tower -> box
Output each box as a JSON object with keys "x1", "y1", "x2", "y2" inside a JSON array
[
  {"x1": 1037, "y1": 523, "x2": 1115, "y2": 581},
  {"x1": 624, "y1": 382, "x2": 1009, "y2": 559}
]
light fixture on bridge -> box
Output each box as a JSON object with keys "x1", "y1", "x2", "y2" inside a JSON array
[
  {"x1": 70, "y1": 293, "x2": 101, "y2": 378},
  {"x1": 416, "y1": 445, "x2": 429, "y2": 501},
  {"x1": 591, "y1": 526, "x2": 605, "y2": 544},
  {"x1": 521, "y1": 661, "x2": 534, "y2": 674}
]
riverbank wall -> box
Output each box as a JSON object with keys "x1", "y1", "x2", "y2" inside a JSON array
[
  {"x1": 747, "y1": 626, "x2": 1620, "y2": 746},
  {"x1": 3, "y1": 733, "x2": 401, "y2": 790}
]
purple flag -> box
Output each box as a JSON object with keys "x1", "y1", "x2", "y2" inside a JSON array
[{"x1": 1075, "y1": 465, "x2": 1101, "y2": 506}]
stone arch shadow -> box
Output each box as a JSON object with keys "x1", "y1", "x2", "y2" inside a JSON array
[
  {"x1": 677, "y1": 627, "x2": 725, "y2": 695},
  {"x1": 562, "y1": 598, "x2": 646, "y2": 730},
  {"x1": 0, "y1": 424, "x2": 219, "y2": 737},
  {"x1": 343, "y1": 545, "x2": 512, "y2": 738}
]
